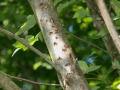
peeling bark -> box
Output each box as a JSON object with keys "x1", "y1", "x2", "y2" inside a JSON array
[{"x1": 28, "y1": 0, "x2": 90, "y2": 90}]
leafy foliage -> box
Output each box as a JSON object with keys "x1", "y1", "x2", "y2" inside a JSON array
[
  {"x1": 73, "y1": 7, "x2": 88, "y2": 20},
  {"x1": 15, "y1": 15, "x2": 36, "y2": 35},
  {"x1": 78, "y1": 61, "x2": 101, "y2": 74},
  {"x1": 0, "y1": 0, "x2": 120, "y2": 90},
  {"x1": 13, "y1": 35, "x2": 39, "y2": 51}
]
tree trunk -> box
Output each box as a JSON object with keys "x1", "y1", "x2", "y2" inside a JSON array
[
  {"x1": 29, "y1": 0, "x2": 90, "y2": 90},
  {"x1": 86, "y1": 0, "x2": 120, "y2": 75},
  {"x1": 28, "y1": 0, "x2": 90, "y2": 90}
]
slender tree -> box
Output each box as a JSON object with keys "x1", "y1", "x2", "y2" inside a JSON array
[
  {"x1": 28, "y1": 0, "x2": 90, "y2": 90},
  {"x1": 1, "y1": 0, "x2": 120, "y2": 90}
]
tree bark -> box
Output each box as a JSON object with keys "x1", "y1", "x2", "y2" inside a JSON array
[
  {"x1": 0, "y1": 72, "x2": 21, "y2": 90},
  {"x1": 28, "y1": 0, "x2": 90, "y2": 90}
]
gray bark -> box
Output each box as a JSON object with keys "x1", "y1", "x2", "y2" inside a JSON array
[
  {"x1": 28, "y1": 0, "x2": 90, "y2": 90},
  {"x1": 0, "y1": 72, "x2": 21, "y2": 90}
]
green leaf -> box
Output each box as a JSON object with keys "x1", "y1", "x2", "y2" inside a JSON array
[
  {"x1": 25, "y1": 35, "x2": 38, "y2": 46},
  {"x1": 12, "y1": 48, "x2": 21, "y2": 57},
  {"x1": 81, "y1": 51, "x2": 96, "y2": 61},
  {"x1": 33, "y1": 62, "x2": 42, "y2": 70},
  {"x1": 53, "y1": 0, "x2": 62, "y2": 6},
  {"x1": 110, "y1": 77, "x2": 120, "y2": 89},
  {"x1": 33, "y1": 61, "x2": 52, "y2": 70},
  {"x1": 78, "y1": 60, "x2": 101, "y2": 74},
  {"x1": 112, "y1": 60, "x2": 120, "y2": 69},
  {"x1": 13, "y1": 35, "x2": 38, "y2": 51},
  {"x1": 78, "y1": 61, "x2": 88, "y2": 73},
  {"x1": 92, "y1": 27, "x2": 109, "y2": 39},
  {"x1": 89, "y1": 81, "x2": 102, "y2": 86},
  {"x1": 114, "y1": 17, "x2": 120, "y2": 26},
  {"x1": 57, "y1": 0, "x2": 75, "y2": 13},
  {"x1": 98, "y1": 67, "x2": 113, "y2": 83},
  {"x1": 13, "y1": 40, "x2": 27, "y2": 51},
  {"x1": 42, "y1": 63, "x2": 52, "y2": 70},
  {"x1": 111, "y1": 0, "x2": 120, "y2": 16},
  {"x1": 86, "y1": 65, "x2": 101, "y2": 73},
  {"x1": 73, "y1": 8, "x2": 87, "y2": 19},
  {"x1": 36, "y1": 32, "x2": 43, "y2": 42},
  {"x1": 91, "y1": 86, "x2": 100, "y2": 90},
  {"x1": 83, "y1": 17, "x2": 93, "y2": 23},
  {"x1": 16, "y1": 15, "x2": 36, "y2": 35},
  {"x1": 90, "y1": 51, "x2": 96, "y2": 56}
]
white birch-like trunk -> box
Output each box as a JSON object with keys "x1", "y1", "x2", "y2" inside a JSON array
[{"x1": 28, "y1": 0, "x2": 90, "y2": 90}]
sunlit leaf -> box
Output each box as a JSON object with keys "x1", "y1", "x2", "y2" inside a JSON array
[
  {"x1": 83, "y1": 17, "x2": 93, "y2": 23},
  {"x1": 42, "y1": 63, "x2": 52, "y2": 70},
  {"x1": 36, "y1": 32, "x2": 43, "y2": 42},
  {"x1": 25, "y1": 35, "x2": 38, "y2": 46},
  {"x1": 13, "y1": 35, "x2": 38, "y2": 51},
  {"x1": 110, "y1": 77, "x2": 120, "y2": 89},
  {"x1": 16, "y1": 15, "x2": 36, "y2": 35},
  {"x1": 12, "y1": 48, "x2": 21, "y2": 57},
  {"x1": 73, "y1": 8, "x2": 87, "y2": 19},
  {"x1": 13, "y1": 40, "x2": 27, "y2": 51},
  {"x1": 33, "y1": 62, "x2": 42, "y2": 70}
]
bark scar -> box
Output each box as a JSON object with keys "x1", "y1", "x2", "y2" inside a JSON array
[{"x1": 39, "y1": 3, "x2": 48, "y2": 9}]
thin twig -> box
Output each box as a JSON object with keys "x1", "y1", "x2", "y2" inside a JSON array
[
  {"x1": 0, "y1": 28, "x2": 56, "y2": 69},
  {"x1": 1, "y1": 72, "x2": 61, "y2": 87},
  {"x1": 65, "y1": 30, "x2": 108, "y2": 53}
]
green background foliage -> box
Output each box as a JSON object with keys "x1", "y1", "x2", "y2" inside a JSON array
[{"x1": 0, "y1": 0, "x2": 120, "y2": 90}]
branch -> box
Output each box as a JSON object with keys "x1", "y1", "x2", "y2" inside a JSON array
[
  {"x1": 2, "y1": 72, "x2": 61, "y2": 87},
  {"x1": 86, "y1": 0, "x2": 120, "y2": 75},
  {"x1": 0, "y1": 71, "x2": 21, "y2": 90},
  {"x1": 0, "y1": 27, "x2": 56, "y2": 69},
  {"x1": 65, "y1": 30, "x2": 108, "y2": 53},
  {"x1": 95, "y1": 0, "x2": 120, "y2": 54}
]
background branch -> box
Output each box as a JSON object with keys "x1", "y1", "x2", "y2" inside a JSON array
[
  {"x1": 2, "y1": 72, "x2": 61, "y2": 87},
  {"x1": 65, "y1": 30, "x2": 108, "y2": 53},
  {"x1": 0, "y1": 27, "x2": 56, "y2": 69},
  {"x1": 86, "y1": 0, "x2": 120, "y2": 75},
  {"x1": 0, "y1": 71, "x2": 21, "y2": 90},
  {"x1": 96, "y1": 0, "x2": 120, "y2": 54}
]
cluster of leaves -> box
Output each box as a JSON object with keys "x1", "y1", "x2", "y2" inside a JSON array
[{"x1": 0, "y1": 0, "x2": 120, "y2": 90}]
